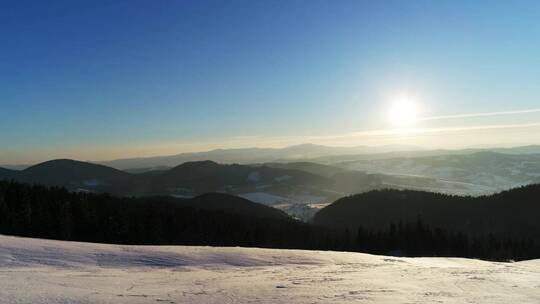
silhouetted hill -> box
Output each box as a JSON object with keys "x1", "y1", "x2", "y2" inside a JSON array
[
  {"x1": 312, "y1": 184, "x2": 540, "y2": 242},
  {"x1": 123, "y1": 166, "x2": 172, "y2": 174},
  {"x1": 18, "y1": 159, "x2": 130, "y2": 190},
  {"x1": 177, "y1": 192, "x2": 290, "y2": 219},
  {"x1": 0, "y1": 159, "x2": 332, "y2": 201},
  {"x1": 262, "y1": 162, "x2": 345, "y2": 177},
  {"x1": 120, "y1": 192, "x2": 290, "y2": 220},
  {"x1": 0, "y1": 159, "x2": 131, "y2": 191},
  {"x1": 0, "y1": 167, "x2": 17, "y2": 180},
  {"x1": 4, "y1": 156, "x2": 540, "y2": 222},
  {"x1": 140, "y1": 160, "x2": 331, "y2": 196}
]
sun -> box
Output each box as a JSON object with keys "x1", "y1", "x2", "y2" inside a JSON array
[{"x1": 387, "y1": 97, "x2": 420, "y2": 127}]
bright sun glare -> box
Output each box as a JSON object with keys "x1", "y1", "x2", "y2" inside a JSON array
[{"x1": 388, "y1": 97, "x2": 420, "y2": 128}]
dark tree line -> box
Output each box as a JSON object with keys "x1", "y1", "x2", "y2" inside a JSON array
[
  {"x1": 347, "y1": 220, "x2": 537, "y2": 261},
  {"x1": 0, "y1": 181, "x2": 537, "y2": 261},
  {"x1": 313, "y1": 186, "x2": 540, "y2": 243}
]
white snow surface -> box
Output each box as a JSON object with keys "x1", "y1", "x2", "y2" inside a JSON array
[{"x1": 1, "y1": 235, "x2": 539, "y2": 303}]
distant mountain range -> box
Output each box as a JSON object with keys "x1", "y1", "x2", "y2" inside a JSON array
[
  {"x1": 2, "y1": 145, "x2": 540, "y2": 220},
  {"x1": 0, "y1": 159, "x2": 341, "y2": 220},
  {"x1": 0, "y1": 157, "x2": 460, "y2": 219},
  {"x1": 95, "y1": 143, "x2": 424, "y2": 170},
  {"x1": 307, "y1": 144, "x2": 540, "y2": 164},
  {"x1": 335, "y1": 151, "x2": 540, "y2": 194},
  {"x1": 94, "y1": 143, "x2": 540, "y2": 170},
  {"x1": 4, "y1": 143, "x2": 540, "y2": 171}
]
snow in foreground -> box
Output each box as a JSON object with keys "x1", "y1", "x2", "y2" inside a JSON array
[{"x1": 1, "y1": 235, "x2": 539, "y2": 303}]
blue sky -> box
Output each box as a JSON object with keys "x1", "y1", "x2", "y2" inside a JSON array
[{"x1": 2, "y1": 0, "x2": 540, "y2": 163}]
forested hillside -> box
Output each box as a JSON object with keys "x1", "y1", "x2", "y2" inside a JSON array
[
  {"x1": 1, "y1": 181, "x2": 538, "y2": 260},
  {"x1": 313, "y1": 185, "x2": 540, "y2": 243}
]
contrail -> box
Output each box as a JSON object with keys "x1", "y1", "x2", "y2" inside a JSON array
[{"x1": 418, "y1": 108, "x2": 540, "y2": 121}]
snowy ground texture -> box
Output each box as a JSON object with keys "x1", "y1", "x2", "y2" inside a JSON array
[{"x1": 1, "y1": 235, "x2": 539, "y2": 304}]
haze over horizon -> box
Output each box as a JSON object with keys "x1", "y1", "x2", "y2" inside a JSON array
[{"x1": 2, "y1": 1, "x2": 540, "y2": 164}]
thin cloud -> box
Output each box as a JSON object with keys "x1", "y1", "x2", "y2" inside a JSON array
[
  {"x1": 7, "y1": 122, "x2": 540, "y2": 164},
  {"x1": 232, "y1": 122, "x2": 540, "y2": 143},
  {"x1": 418, "y1": 108, "x2": 540, "y2": 121},
  {"x1": 341, "y1": 122, "x2": 540, "y2": 138}
]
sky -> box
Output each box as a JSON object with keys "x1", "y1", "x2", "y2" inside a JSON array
[{"x1": 2, "y1": 0, "x2": 540, "y2": 164}]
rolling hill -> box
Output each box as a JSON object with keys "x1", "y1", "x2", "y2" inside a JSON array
[
  {"x1": 0, "y1": 159, "x2": 340, "y2": 219},
  {"x1": 146, "y1": 192, "x2": 290, "y2": 220},
  {"x1": 261, "y1": 161, "x2": 346, "y2": 177},
  {"x1": 3, "y1": 151, "x2": 540, "y2": 221},
  {"x1": 20, "y1": 159, "x2": 130, "y2": 188},
  {"x1": 312, "y1": 184, "x2": 540, "y2": 242},
  {"x1": 0, "y1": 159, "x2": 130, "y2": 192},
  {"x1": 0, "y1": 168, "x2": 17, "y2": 180}
]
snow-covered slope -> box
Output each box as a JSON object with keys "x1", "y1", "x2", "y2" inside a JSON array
[{"x1": 1, "y1": 235, "x2": 539, "y2": 303}]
